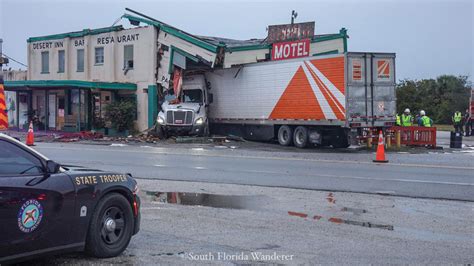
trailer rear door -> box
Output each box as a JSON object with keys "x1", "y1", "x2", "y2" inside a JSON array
[{"x1": 346, "y1": 52, "x2": 396, "y2": 127}]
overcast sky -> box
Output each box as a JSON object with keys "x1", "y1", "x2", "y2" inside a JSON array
[{"x1": 1, "y1": 0, "x2": 473, "y2": 81}]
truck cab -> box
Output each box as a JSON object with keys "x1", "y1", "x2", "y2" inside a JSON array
[{"x1": 156, "y1": 75, "x2": 212, "y2": 136}]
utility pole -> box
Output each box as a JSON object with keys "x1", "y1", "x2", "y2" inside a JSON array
[{"x1": 0, "y1": 39, "x2": 8, "y2": 82}]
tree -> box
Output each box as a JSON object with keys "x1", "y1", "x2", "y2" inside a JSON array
[
  {"x1": 396, "y1": 75, "x2": 471, "y2": 124},
  {"x1": 105, "y1": 100, "x2": 137, "y2": 132}
]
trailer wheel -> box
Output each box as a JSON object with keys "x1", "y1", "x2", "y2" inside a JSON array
[
  {"x1": 278, "y1": 125, "x2": 293, "y2": 146},
  {"x1": 293, "y1": 126, "x2": 309, "y2": 148}
]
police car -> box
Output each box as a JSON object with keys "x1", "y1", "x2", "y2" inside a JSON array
[{"x1": 0, "y1": 133, "x2": 140, "y2": 263}]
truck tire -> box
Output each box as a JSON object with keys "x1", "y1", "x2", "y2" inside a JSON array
[
  {"x1": 293, "y1": 126, "x2": 309, "y2": 148},
  {"x1": 85, "y1": 193, "x2": 134, "y2": 258},
  {"x1": 203, "y1": 120, "x2": 210, "y2": 137},
  {"x1": 155, "y1": 125, "x2": 165, "y2": 139},
  {"x1": 278, "y1": 125, "x2": 293, "y2": 146}
]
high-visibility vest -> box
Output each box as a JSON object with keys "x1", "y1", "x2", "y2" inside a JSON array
[
  {"x1": 421, "y1": 116, "x2": 431, "y2": 127},
  {"x1": 401, "y1": 114, "x2": 412, "y2": 126},
  {"x1": 453, "y1": 112, "x2": 462, "y2": 123},
  {"x1": 396, "y1": 114, "x2": 401, "y2": 126}
]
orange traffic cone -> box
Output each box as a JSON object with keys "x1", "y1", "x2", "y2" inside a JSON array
[
  {"x1": 373, "y1": 130, "x2": 388, "y2": 163},
  {"x1": 26, "y1": 121, "x2": 35, "y2": 146}
]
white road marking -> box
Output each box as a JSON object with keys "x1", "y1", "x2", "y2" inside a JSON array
[
  {"x1": 194, "y1": 166, "x2": 207, "y2": 170},
  {"x1": 154, "y1": 164, "x2": 167, "y2": 167},
  {"x1": 110, "y1": 143, "x2": 128, "y2": 147}
]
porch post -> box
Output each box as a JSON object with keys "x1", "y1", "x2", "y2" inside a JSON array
[
  {"x1": 45, "y1": 89, "x2": 48, "y2": 133},
  {"x1": 147, "y1": 85, "x2": 158, "y2": 129},
  {"x1": 16, "y1": 91, "x2": 19, "y2": 131},
  {"x1": 78, "y1": 89, "x2": 81, "y2": 131}
]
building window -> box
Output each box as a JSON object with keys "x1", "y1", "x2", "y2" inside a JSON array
[
  {"x1": 123, "y1": 45, "x2": 134, "y2": 70},
  {"x1": 41, "y1": 51, "x2": 49, "y2": 73},
  {"x1": 77, "y1": 49, "x2": 84, "y2": 72},
  {"x1": 95, "y1": 47, "x2": 104, "y2": 65},
  {"x1": 58, "y1": 50, "x2": 65, "y2": 73}
]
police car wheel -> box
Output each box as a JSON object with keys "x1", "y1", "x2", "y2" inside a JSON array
[{"x1": 86, "y1": 193, "x2": 134, "y2": 258}]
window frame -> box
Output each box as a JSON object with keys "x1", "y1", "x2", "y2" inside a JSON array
[
  {"x1": 41, "y1": 51, "x2": 50, "y2": 74},
  {"x1": 123, "y1": 44, "x2": 134, "y2": 70},
  {"x1": 0, "y1": 139, "x2": 46, "y2": 177},
  {"x1": 94, "y1": 47, "x2": 104, "y2": 65},
  {"x1": 77, "y1": 49, "x2": 84, "y2": 72},
  {"x1": 58, "y1": 50, "x2": 65, "y2": 73}
]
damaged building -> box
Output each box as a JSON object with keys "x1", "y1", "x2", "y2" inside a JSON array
[{"x1": 4, "y1": 10, "x2": 349, "y2": 134}]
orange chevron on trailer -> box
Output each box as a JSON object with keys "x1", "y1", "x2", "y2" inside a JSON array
[
  {"x1": 0, "y1": 84, "x2": 8, "y2": 130},
  {"x1": 269, "y1": 66, "x2": 324, "y2": 120},
  {"x1": 304, "y1": 61, "x2": 345, "y2": 120},
  {"x1": 377, "y1": 60, "x2": 390, "y2": 78},
  {"x1": 269, "y1": 55, "x2": 346, "y2": 121},
  {"x1": 310, "y1": 57, "x2": 345, "y2": 94}
]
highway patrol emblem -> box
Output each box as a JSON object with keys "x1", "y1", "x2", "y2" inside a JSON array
[{"x1": 17, "y1": 199, "x2": 43, "y2": 233}]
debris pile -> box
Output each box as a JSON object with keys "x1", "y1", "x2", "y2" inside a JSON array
[{"x1": 54, "y1": 131, "x2": 104, "y2": 142}]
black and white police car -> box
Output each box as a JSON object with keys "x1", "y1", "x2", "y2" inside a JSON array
[{"x1": 0, "y1": 133, "x2": 140, "y2": 263}]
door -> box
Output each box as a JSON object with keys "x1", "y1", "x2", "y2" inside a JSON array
[
  {"x1": 346, "y1": 52, "x2": 396, "y2": 127},
  {"x1": 48, "y1": 93, "x2": 57, "y2": 130},
  {"x1": 36, "y1": 95, "x2": 46, "y2": 129},
  {"x1": 0, "y1": 139, "x2": 76, "y2": 260},
  {"x1": 18, "y1": 92, "x2": 29, "y2": 128}
]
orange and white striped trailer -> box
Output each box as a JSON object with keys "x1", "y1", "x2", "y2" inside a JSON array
[{"x1": 206, "y1": 52, "x2": 396, "y2": 148}]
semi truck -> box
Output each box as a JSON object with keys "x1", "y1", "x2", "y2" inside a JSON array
[{"x1": 157, "y1": 52, "x2": 396, "y2": 148}]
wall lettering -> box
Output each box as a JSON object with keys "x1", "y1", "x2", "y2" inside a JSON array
[
  {"x1": 97, "y1": 33, "x2": 139, "y2": 45},
  {"x1": 74, "y1": 39, "x2": 84, "y2": 47},
  {"x1": 33, "y1": 41, "x2": 63, "y2": 50}
]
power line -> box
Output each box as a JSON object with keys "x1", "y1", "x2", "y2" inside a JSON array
[{"x1": 1, "y1": 53, "x2": 28, "y2": 68}]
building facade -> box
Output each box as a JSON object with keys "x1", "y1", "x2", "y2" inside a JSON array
[{"x1": 5, "y1": 12, "x2": 348, "y2": 133}]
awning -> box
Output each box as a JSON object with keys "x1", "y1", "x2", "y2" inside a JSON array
[{"x1": 4, "y1": 80, "x2": 137, "y2": 90}]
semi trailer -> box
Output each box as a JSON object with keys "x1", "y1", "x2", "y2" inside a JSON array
[{"x1": 157, "y1": 52, "x2": 396, "y2": 148}]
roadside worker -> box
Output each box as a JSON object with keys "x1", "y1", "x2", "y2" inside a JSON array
[
  {"x1": 464, "y1": 109, "x2": 472, "y2": 136},
  {"x1": 401, "y1": 108, "x2": 413, "y2": 126},
  {"x1": 396, "y1": 113, "x2": 401, "y2": 126},
  {"x1": 418, "y1": 110, "x2": 433, "y2": 127},
  {"x1": 452, "y1": 110, "x2": 462, "y2": 133}
]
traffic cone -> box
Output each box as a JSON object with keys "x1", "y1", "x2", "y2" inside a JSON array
[
  {"x1": 373, "y1": 130, "x2": 388, "y2": 163},
  {"x1": 26, "y1": 121, "x2": 35, "y2": 146}
]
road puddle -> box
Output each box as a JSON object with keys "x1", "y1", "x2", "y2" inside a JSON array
[{"x1": 146, "y1": 191, "x2": 267, "y2": 210}]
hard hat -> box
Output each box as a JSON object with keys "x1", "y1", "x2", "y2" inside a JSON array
[
  {"x1": 404, "y1": 108, "x2": 410, "y2": 113},
  {"x1": 420, "y1": 110, "x2": 426, "y2": 116}
]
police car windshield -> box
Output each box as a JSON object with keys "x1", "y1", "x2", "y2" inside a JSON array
[{"x1": 182, "y1": 89, "x2": 203, "y2": 104}]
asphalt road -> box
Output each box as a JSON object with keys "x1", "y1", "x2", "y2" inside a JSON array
[
  {"x1": 22, "y1": 180, "x2": 474, "y2": 264},
  {"x1": 34, "y1": 140, "x2": 474, "y2": 201}
]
